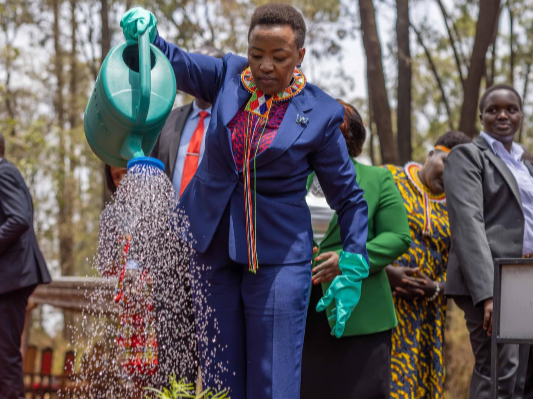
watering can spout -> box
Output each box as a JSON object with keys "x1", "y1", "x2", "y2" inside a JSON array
[{"x1": 120, "y1": 133, "x2": 146, "y2": 160}]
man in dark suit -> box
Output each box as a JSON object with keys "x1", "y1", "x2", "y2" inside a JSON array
[
  {"x1": 151, "y1": 45, "x2": 224, "y2": 196},
  {"x1": 0, "y1": 132, "x2": 51, "y2": 398},
  {"x1": 150, "y1": 45, "x2": 223, "y2": 386},
  {"x1": 444, "y1": 84, "x2": 533, "y2": 398}
]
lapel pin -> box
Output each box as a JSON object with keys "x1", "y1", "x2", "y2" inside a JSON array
[{"x1": 296, "y1": 114, "x2": 309, "y2": 126}]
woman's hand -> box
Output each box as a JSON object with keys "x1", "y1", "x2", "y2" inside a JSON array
[
  {"x1": 385, "y1": 265, "x2": 426, "y2": 300},
  {"x1": 120, "y1": 7, "x2": 158, "y2": 43},
  {"x1": 414, "y1": 270, "x2": 441, "y2": 297},
  {"x1": 312, "y1": 250, "x2": 341, "y2": 285},
  {"x1": 483, "y1": 298, "x2": 494, "y2": 336}
]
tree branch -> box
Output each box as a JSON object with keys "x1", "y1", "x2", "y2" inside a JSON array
[
  {"x1": 448, "y1": 6, "x2": 468, "y2": 69},
  {"x1": 508, "y1": 0, "x2": 515, "y2": 85},
  {"x1": 435, "y1": 0, "x2": 464, "y2": 87},
  {"x1": 410, "y1": 22, "x2": 454, "y2": 130},
  {"x1": 203, "y1": 0, "x2": 216, "y2": 45}
]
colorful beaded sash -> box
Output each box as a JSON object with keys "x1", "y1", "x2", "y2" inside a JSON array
[
  {"x1": 240, "y1": 67, "x2": 306, "y2": 272},
  {"x1": 405, "y1": 162, "x2": 446, "y2": 237}
]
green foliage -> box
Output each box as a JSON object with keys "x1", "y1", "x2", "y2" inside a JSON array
[{"x1": 144, "y1": 374, "x2": 230, "y2": 399}]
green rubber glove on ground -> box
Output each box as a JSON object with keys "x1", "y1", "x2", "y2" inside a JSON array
[
  {"x1": 316, "y1": 251, "x2": 369, "y2": 338},
  {"x1": 120, "y1": 7, "x2": 158, "y2": 43}
]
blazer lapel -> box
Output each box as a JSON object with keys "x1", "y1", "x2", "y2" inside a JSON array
[
  {"x1": 219, "y1": 77, "x2": 251, "y2": 170},
  {"x1": 254, "y1": 91, "x2": 313, "y2": 168},
  {"x1": 474, "y1": 136, "x2": 522, "y2": 209},
  {"x1": 169, "y1": 102, "x2": 193, "y2": 178}
]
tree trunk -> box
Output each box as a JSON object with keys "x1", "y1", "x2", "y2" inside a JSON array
[
  {"x1": 53, "y1": 0, "x2": 74, "y2": 278},
  {"x1": 101, "y1": 0, "x2": 112, "y2": 207},
  {"x1": 100, "y1": 0, "x2": 110, "y2": 63},
  {"x1": 367, "y1": 79, "x2": 376, "y2": 165},
  {"x1": 53, "y1": 0, "x2": 75, "y2": 340},
  {"x1": 358, "y1": 0, "x2": 399, "y2": 164},
  {"x1": 69, "y1": 0, "x2": 78, "y2": 130},
  {"x1": 396, "y1": 0, "x2": 412, "y2": 164},
  {"x1": 519, "y1": 62, "x2": 531, "y2": 143},
  {"x1": 508, "y1": 1, "x2": 515, "y2": 85},
  {"x1": 458, "y1": 0, "x2": 501, "y2": 137},
  {"x1": 53, "y1": 0, "x2": 64, "y2": 130},
  {"x1": 486, "y1": 32, "x2": 497, "y2": 88}
]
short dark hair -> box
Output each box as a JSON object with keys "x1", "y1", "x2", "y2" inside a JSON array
[
  {"x1": 0, "y1": 132, "x2": 4, "y2": 157},
  {"x1": 105, "y1": 164, "x2": 117, "y2": 194},
  {"x1": 337, "y1": 100, "x2": 366, "y2": 157},
  {"x1": 435, "y1": 130, "x2": 471, "y2": 150},
  {"x1": 248, "y1": 3, "x2": 306, "y2": 49},
  {"x1": 479, "y1": 84, "x2": 522, "y2": 113},
  {"x1": 193, "y1": 45, "x2": 224, "y2": 59}
]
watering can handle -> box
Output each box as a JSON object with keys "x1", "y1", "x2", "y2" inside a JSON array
[
  {"x1": 136, "y1": 30, "x2": 151, "y2": 124},
  {"x1": 119, "y1": 31, "x2": 152, "y2": 160}
]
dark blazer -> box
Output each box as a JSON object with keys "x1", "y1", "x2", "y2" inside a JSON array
[
  {"x1": 153, "y1": 34, "x2": 369, "y2": 265},
  {"x1": 0, "y1": 159, "x2": 50, "y2": 294},
  {"x1": 150, "y1": 102, "x2": 193, "y2": 180},
  {"x1": 443, "y1": 136, "x2": 533, "y2": 306}
]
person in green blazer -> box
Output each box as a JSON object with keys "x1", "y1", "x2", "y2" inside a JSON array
[{"x1": 301, "y1": 100, "x2": 411, "y2": 399}]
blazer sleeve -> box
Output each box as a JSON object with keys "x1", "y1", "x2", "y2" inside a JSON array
[
  {"x1": 366, "y1": 170, "x2": 411, "y2": 275},
  {"x1": 0, "y1": 166, "x2": 31, "y2": 254},
  {"x1": 153, "y1": 33, "x2": 227, "y2": 104},
  {"x1": 309, "y1": 106, "x2": 369, "y2": 266},
  {"x1": 443, "y1": 146, "x2": 494, "y2": 306}
]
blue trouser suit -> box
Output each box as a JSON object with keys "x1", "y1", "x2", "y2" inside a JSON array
[
  {"x1": 191, "y1": 210, "x2": 311, "y2": 398},
  {"x1": 152, "y1": 33, "x2": 369, "y2": 399}
]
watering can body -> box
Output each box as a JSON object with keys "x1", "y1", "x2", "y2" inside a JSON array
[{"x1": 84, "y1": 33, "x2": 177, "y2": 168}]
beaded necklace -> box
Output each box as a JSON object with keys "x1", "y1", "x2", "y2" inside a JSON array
[
  {"x1": 405, "y1": 162, "x2": 445, "y2": 237},
  {"x1": 240, "y1": 66, "x2": 306, "y2": 272}
]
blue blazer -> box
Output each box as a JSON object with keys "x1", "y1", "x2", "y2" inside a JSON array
[{"x1": 153, "y1": 34, "x2": 369, "y2": 266}]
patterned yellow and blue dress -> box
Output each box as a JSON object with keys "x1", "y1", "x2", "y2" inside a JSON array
[{"x1": 385, "y1": 163, "x2": 450, "y2": 399}]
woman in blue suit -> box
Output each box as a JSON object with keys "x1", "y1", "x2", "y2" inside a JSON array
[{"x1": 121, "y1": 4, "x2": 369, "y2": 398}]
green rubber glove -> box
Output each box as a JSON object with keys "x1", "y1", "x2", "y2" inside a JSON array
[
  {"x1": 120, "y1": 7, "x2": 158, "y2": 43},
  {"x1": 316, "y1": 251, "x2": 369, "y2": 338}
]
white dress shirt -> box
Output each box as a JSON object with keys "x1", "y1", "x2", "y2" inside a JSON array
[
  {"x1": 172, "y1": 101, "x2": 211, "y2": 196},
  {"x1": 480, "y1": 132, "x2": 533, "y2": 254}
]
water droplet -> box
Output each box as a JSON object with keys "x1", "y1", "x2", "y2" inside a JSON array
[{"x1": 63, "y1": 164, "x2": 225, "y2": 396}]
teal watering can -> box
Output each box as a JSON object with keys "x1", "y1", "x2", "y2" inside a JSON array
[{"x1": 84, "y1": 31, "x2": 176, "y2": 170}]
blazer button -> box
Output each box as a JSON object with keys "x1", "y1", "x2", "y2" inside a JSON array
[{"x1": 230, "y1": 174, "x2": 238, "y2": 182}]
